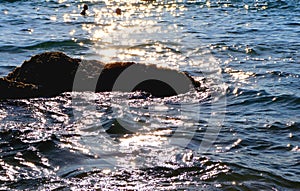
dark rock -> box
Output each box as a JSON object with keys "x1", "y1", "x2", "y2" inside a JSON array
[
  {"x1": 0, "y1": 52, "x2": 204, "y2": 99},
  {"x1": 0, "y1": 78, "x2": 39, "y2": 99},
  {"x1": 4, "y1": 52, "x2": 80, "y2": 98}
]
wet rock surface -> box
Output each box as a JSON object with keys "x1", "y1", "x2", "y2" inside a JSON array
[{"x1": 0, "y1": 52, "x2": 203, "y2": 99}]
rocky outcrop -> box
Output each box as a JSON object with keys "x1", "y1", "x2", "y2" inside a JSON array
[{"x1": 0, "y1": 52, "x2": 203, "y2": 99}]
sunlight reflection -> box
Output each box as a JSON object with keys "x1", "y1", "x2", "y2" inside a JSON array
[
  {"x1": 63, "y1": 14, "x2": 71, "y2": 22},
  {"x1": 58, "y1": 0, "x2": 66, "y2": 3},
  {"x1": 69, "y1": 29, "x2": 76, "y2": 36},
  {"x1": 77, "y1": 0, "x2": 191, "y2": 68},
  {"x1": 119, "y1": 133, "x2": 167, "y2": 148},
  {"x1": 0, "y1": 108, "x2": 7, "y2": 121},
  {"x1": 50, "y1": 15, "x2": 57, "y2": 21},
  {"x1": 224, "y1": 68, "x2": 255, "y2": 84}
]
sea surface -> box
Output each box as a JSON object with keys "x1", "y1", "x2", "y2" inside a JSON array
[{"x1": 0, "y1": 0, "x2": 300, "y2": 190}]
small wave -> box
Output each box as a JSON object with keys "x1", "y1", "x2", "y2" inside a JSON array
[
  {"x1": 227, "y1": 84, "x2": 300, "y2": 107},
  {"x1": 0, "y1": 39, "x2": 90, "y2": 53},
  {"x1": 2, "y1": 0, "x2": 23, "y2": 2},
  {"x1": 265, "y1": 70, "x2": 300, "y2": 78},
  {"x1": 285, "y1": 22, "x2": 300, "y2": 26},
  {"x1": 218, "y1": 162, "x2": 300, "y2": 190},
  {"x1": 0, "y1": 66, "x2": 15, "y2": 77}
]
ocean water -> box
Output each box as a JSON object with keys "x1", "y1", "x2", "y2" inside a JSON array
[{"x1": 0, "y1": 0, "x2": 300, "y2": 190}]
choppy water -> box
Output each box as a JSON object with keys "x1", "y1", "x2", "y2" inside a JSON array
[{"x1": 0, "y1": 0, "x2": 300, "y2": 190}]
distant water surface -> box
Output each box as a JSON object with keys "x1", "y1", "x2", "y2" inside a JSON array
[{"x1": 0, "y1": 0, "x2": 300, "y2": 190}]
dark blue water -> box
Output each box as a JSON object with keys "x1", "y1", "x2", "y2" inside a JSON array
[{"x1": 0, "y1": 0, "x2": 300, "y2": 190}]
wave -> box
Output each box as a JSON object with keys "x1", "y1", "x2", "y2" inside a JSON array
[
  {"x1": 0, "y1": 86, "x2": 299, "y2": 190},
  {"x1": 227, "y1": 87, "x2": 300, "y2": 107},
  {"x1": 219, "y1": 162, "x2": 300, "y2": 189},
  {"x1": 0, "y1": 39, "x2": 90, "y2": 53},
  {"x1": 0, "y1": 66, "x2": 15, "y2": 77}
]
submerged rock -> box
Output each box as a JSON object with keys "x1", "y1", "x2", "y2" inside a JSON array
[{"x1": 0, "y1": 52, "x2": 204, "y2": 99}]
